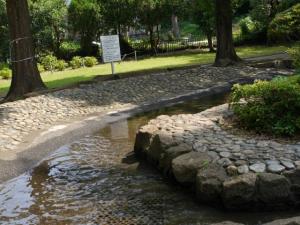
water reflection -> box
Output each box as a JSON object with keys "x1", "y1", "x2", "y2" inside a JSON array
[{"x1": 0, "y1": 94, "x2": 298, "y2": 225}]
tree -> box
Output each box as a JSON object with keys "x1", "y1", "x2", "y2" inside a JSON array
[
  {"x1": 68, "y1": 0, "x2": 102, "y2": 55},
  {"x1": 193, "y1": 0, "x2": 216, "y2": 52},
  {"x1": 214, "y1": 0, "x2": 241, "y2": 66},
  {"x1": 30, "y1": 0, "x2": 68, "y2": 55},
  {"x1": 164, "y1": 0, "x2": 184, "y2": 38},
  {"x1": 137, "y1": 0, "x2": 166, "y2": 54},
  {"x1": 0, "y1": 1, "x2": 9, "y2": 61},
  {"x1": 5, "y1": 0, "x2": 46, "y2": 101},
  {"x1": 100, "y1": 0, "x2": 137, "y2": 35}
]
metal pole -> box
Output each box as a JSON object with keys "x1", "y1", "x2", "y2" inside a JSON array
[
  {"x1": 111, "y1": 62, "x2": 115, "y2": 75},
  {"x1": 134, "y1": 51, "x2": 137, "y2": 61},
  {"x1": 111, "y1": 62, "x2": 120, "y2": 79}
]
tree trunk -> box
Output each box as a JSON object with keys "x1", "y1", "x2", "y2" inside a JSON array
[
  {"x1": 207, "y1": 33, "x2": 215, "y2": 52},
  {"x1": 149, "y1": 26, "x2": 156, "y2": 55},
  {"x1": 53, "y1": 24, "x2": 61, "y2": 55},
  {"x1": 5, "y1": 0, "x2": 46, "y2": 101},
  {"x1": 214, "y1": 0, "x2": 241, "y2": 67},
  {"x1": 171, "y1": 14, "x2": 180, "y2": 39}
]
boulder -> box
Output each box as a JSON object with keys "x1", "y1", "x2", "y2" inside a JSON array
[
  {"x1": 222, "y1": 173, "x2": 257, "y2": 210},
  {"x1": 263, "y1": 216, "x2": 300, "y2": 225},
  {"x1": 196, "y1": 164, "x2": 227, "y2": 204},
  {"x1": 257, "y1": 173, "x2": 291, "y2": 207},
  {"x1": 146, "y1": 130, "x2": 177, "y2": 164},
  {"x1": 283, "y1": 168, "x2": 300, "y2": 204},
  {"x1": 172, "y1": 152, "x2": 212, "y2": 184},
  {"x1": 159, "y1": 144, "x2": 192, "y2": 176},
  {"x1": 211, "y1": 222, "x2": 244, "y2": 225},
  {"x1": 284, "y1": 168, "x2": 300, "y2": 186},
  {"x1": 134, "y1": 124, "x2": 157, "y2": 156}
]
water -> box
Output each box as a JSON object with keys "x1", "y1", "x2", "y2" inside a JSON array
[{"x1": 0, "y1": 94, "x2": 298, "y2": 225}]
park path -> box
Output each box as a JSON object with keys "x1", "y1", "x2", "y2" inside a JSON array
[{"x1": 0, "y1": 55, "x2": 294, "y2": 154}]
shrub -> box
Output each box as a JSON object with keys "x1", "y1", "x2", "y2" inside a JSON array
[
  {"x1": 37, "y1": 63, "x2": 45, "y2": 73},
  {"x1": 70, "y1": 56, "x2": 83, "y2": 69},
  {"x1": 84, "y1": 57, "x2": 98, "y2": 67},
  {"x1": 55, "y1": 60, "x2": 68, "y2": 71},
  {"x1": 0, "y1": 68, "x2": 12, "y2": 79},
  {"x1": 268, "y1": 3, "x2": 300, "y2": 43},
  {"x1": 0, "y1": 62, "x2": 9, "y2": 70},
  {"x1": 287, "y1": 46, "x2": 300, "y2": 69},
  {"x1": 239, "y1": 17, "x2": 255, "y2": 38},
  {"x1": 40, "y1": 54, "x2": 58, "y2": 71},
  {"x1": 230, "y1": 76, "x2": 300, "y2": 136},
  {"x1": 59, "y1": 41, "x2": 81, "y2": 60}
]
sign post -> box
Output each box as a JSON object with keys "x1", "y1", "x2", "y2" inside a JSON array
[{"x1": 100, "y1": 35, "x2": 121, "y2": 79}]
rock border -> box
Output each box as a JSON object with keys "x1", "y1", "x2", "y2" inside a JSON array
[{"x1": 134, "y1": 104, "x2": 300, "y2": 211}]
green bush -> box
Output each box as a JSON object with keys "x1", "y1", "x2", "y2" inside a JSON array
[
  {"x1": 40, "y1": 54, "x2": 58, "y2": 71},
  {"x1": 287, "y1": 46, "x2": 300, "y2": 69},
  {"x1": 0, "y1": 68, "x2": 12, "y2": 79},
  {"x1": 37, "y1": 63, "x2": 45, "y2": 73},
  {"x1": 230, "y1": 76, "x2": 300, "y2": 136},
  {"x1": 84, "y1": 57, "x2": 98, "y2": 67},
  {"x1": 55, "y1": 59, "x2": 68, "y2": 71},
  {"x1": 59, "y1": 41, "x2": 81, "y2": 60},
  {"x1": 70, "y1": 56, "x2": 83, "y2": 69},
  {"x1": 0, "y1": 62, "x2": 9, "y2": 70},
  {"x1": 268, "y1": 3, "x2": 300, "y2": 43}
]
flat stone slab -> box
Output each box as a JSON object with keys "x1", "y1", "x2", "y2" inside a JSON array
[{"x1": 134, "y1": 103, "x2": 300, "y2": 211}]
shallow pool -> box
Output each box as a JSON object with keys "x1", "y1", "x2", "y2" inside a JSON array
[{"x1": 0, "y1": 94, "x2": 298, "y2": 225}]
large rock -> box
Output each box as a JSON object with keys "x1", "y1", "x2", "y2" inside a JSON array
[
  {"x1": 158, "y1": 144, "x2": 192, "y2": 176},
  {"x1": 134, "y1": 124, "x2": 157, "y2": 156},
  {"x1": 257, "y1": 173, "x2": 291, "y2": 207},
  {"x1": 211, "y1": 222, "x2": 244, "y2": 225},
  {"x1": 222, "y1": 173, "x2": 257, "y2": 210},
  {"x1": 135, "y1": 128, "x2": 178, "y2": 165},
  {"x1": 196, "y1": 164, "x2": 227, "y2": 204},
  {"x1": 172, "y1": 152, "x2": 212, "y2": 184},
  {"x1": 284, "y1": 168, "x2": 300, "y2": 204},
  {"x1": 284, "y1": 168, "x2": 300, "y2": 186},
  {"x1": 263, "y1": 216, "x2": 300, "y2": 225}
]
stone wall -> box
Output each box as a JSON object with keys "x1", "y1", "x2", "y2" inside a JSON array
[{"x1": 134, "y1": 104, "x2": 300, "y2": 211}]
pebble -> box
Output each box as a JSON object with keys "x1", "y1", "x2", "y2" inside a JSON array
[
  {"x1": 267, "y1": 164, "x2": 285, "y2": 173},
  {"x1": 238, "y1": 165, "x2": 249, "y2": 174},
  {"x1": 217, "y1": 158, "x2": 233, "y2": 167},
  {"x1": 249, "y1": 163, "x2": 266, "y2": 173},
  {"x1": 280, "y1": 161, "x2": 295, "y2": 170},
  {"x1": 295, "y1": 161, "x2": 300, "y2": 167},
  {"x1": 226, "y1": 165, "x2": 238, "y2": 176},
  {"x1": 219, "y1": 152, "x2": 232, "y2": 158}
]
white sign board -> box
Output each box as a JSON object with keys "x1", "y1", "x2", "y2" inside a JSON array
[{"x1": 100, "y1": 35, "x2": 121, "y2": 63}]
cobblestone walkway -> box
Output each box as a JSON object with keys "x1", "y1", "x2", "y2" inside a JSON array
[{"x1": 0, "y1": 65, "x2": 293, "y2": 152}]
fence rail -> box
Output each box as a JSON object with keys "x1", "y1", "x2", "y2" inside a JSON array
[{"x1": 131, "y1": 37, "x2": 216, "y2": 55}]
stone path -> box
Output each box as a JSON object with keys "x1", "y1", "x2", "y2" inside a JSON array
[{"x1": 0, "y1": 65, "x2": 294, "y2": 152}]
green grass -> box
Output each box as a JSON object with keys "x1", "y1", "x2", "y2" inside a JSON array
[{"x1": 0, "y1": 45, "x2": 291, "y2": 95}]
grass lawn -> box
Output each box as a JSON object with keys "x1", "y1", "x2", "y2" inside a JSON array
[{"x1": 0, "y1": 45, "x2": 291, "y2": 95}]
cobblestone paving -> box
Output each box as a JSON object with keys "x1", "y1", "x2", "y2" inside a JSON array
[
  {"x1": 0, "y1": 66, "x2": 293, "y2": 151},
  {"x1": 143, "y1": 104, "x2": 300, "y2": 174}
]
